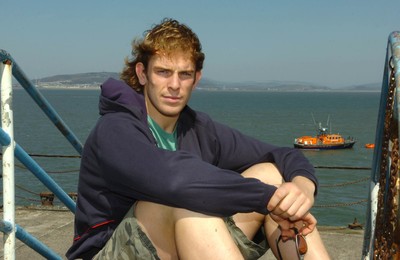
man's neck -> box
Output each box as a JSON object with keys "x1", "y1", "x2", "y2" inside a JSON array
[{"x1": 148, "y1": 114, "x2": 178, "y2": 134}]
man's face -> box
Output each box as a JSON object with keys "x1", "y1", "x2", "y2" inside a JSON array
[{"x1": 137, "y1": 52, "x2": 201, "y2": 129}]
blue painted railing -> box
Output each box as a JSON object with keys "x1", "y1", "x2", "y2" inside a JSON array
[
  {"x1": 0, "y1": 50, "x2": 83, "y2": 155},
  {"x1": 0, "y1": 128, "x2": 76, "y2": 213},
  {"x1": 0, "y1": 49, "x2": 80, "y2": 259},
  {"x1": 0, "y1": 221, "x2": 62, "y2": 259}
]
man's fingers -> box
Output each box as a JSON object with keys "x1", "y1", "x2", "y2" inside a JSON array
[
  {"x1": 299, "y1": 213, "x2": 317, "y2": 235},
  {"x1": 266, "y1": 186, "x2": 288, "y2": 212},
  {"x1": 268, "y1": 184, "x2": 312, "y2": 220}
]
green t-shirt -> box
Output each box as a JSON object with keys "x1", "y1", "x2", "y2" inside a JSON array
[{"x1": 147, "y1": 116, "x2": 177, "y2": 151}]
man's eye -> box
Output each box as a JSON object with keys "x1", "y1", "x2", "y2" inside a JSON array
[
  {"x1": 180, "y1": 72, "x2": 194, "y2": 78},
  {"x1": 157, "y1": 70, "x2": 170, "y2": 76}
]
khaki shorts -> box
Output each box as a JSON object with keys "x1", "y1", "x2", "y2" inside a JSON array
[{"x1": 93, "y1": 205, "x2": 268, "y2": 260}]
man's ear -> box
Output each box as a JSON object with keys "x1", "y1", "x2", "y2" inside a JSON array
[
  {"x1": 136, "y1": 62, "x2": 147, "y2": 85},
  {"x1": 192, "y1": 71, "x2": 202, "y2": 89}
]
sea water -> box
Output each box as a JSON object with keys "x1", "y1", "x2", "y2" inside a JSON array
[{"x1": 3, "y1": 88, "x2": 380, "y2": 226}]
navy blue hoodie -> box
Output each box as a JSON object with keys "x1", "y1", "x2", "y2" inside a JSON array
[{"x1": 66, "y1": 78, "x2": 317, "y2": 259}]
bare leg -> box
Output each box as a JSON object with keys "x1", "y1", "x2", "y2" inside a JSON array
[
  {"x1": 136, "y1": 162, "x2": 329, "y2": 259},
  {"x1": 135, "y1": 201, "x2": 243, "y2": 260},
  {"x1": 135, "y1": 202, "x2": 178, "y2": 259},
  {"x1": 174, "y1": 208, "x2": 243, "y2": 260},
  {"x1": 234, "y1": 163, "x2": 330, "y2": 259}
]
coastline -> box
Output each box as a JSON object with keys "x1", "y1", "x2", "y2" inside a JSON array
[{"x1": 14, "y1": 85, "x2": 381, "y2": 93}]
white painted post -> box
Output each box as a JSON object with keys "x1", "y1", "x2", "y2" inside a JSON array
[{"x1": 1, "y1": 60, "x2": 16, "y2": 260}]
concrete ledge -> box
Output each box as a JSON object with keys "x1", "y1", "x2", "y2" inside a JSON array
[{"x1": 0, "y1": 207, "x2": 364, "y2": 259}]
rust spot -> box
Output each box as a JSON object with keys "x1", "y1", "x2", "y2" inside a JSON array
[{"x1": 2, "y1": 59, "x2": 11, "y2": 65}]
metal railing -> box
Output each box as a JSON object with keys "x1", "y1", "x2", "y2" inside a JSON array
[
  {"x1": 362, "y1": 31, "x2": 400, "y2": 259},
  {"x1": 0, "y1": 49, "x2": 82, "y2": 259}
]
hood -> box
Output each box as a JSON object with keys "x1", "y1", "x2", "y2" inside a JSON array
[{"x1": 99, "y1": 78, "x2": 147, "y2": 123}]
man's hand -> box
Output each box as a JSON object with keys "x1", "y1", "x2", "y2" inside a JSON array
[
  {"x1": 267, "y1": 177, "x2": 315, "y2": 221},
  {"x1": 266, "y1": 176, "x2": 317, "y2": 236},
  {"x1": 270, "y1": 212, "x2": 317, "y2": 238}
]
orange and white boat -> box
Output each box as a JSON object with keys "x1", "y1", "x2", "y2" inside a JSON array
[
  {"x1": 365, "y1": 143, "x2": 375, "y2": 149},
  {"x1": 294, "y1": 116, "x2": 356, "y2": 150}
]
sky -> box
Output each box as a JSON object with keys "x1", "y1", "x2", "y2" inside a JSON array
[{"x1": 2, "y1": 1, "x2": 399, "y2": 88}]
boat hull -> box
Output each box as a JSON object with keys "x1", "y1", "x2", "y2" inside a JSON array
[{"x1": 293, "y1": 141, "x2": 356, "y2": 150}]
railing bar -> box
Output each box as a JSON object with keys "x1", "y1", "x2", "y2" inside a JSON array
[
  {"x1": 0, "y1": 128, "x2": 75, "y2": 213},
  {"x1": 0, "y1": 221, "x2": 62, "y2": 259},
  {"x1": 1, "y1": 60, "x2": 16, "y2": 260},
  {"x1": 0, "y1": 49, "x2": 83, "y2": 155},
  {"x1": 12, "y1": 63, "x2": 83, "y2": 155},
  {"x1": 0, "y1": 50, "x2": 78, "y2": 258},
  {"x1": 0, "y1": 220, "x2": 13, "y2": 234},
  {"x1": 14, "y1": 224, "x2": 62, "y2": 260}
]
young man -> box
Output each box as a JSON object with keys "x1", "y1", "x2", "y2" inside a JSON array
[{"x1": 67, "y1": 18, "x2": 330, "y2": 259}]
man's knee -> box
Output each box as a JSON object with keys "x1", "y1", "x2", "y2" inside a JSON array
[
  {"x1": 242, "y1": 163, "x2": 283, "y2": 185},
  {"x1": 135, "y1": 201, "x2": 224, "y2": 232},
  {"x1": 172, "y1": 206, "x2": 216, "y2": 221}
]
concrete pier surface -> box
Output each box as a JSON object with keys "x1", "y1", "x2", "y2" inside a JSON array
[{"x1": 0, "y1": 207, "x2": 365, "y2": 259}]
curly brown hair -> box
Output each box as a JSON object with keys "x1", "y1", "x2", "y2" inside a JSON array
[{"x1": 120, "y1": 18, "x2": 205, "y2": 92}]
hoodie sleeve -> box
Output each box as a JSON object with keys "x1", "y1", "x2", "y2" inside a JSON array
[
  {"x1": 211, "y1": 119, "x2": 318, "y2": 193},
  {"x1": 94, "y1": 112, "x2": 275, "y2": 217}
]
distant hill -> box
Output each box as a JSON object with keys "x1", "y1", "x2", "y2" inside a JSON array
[
  {"x1": 35, "y1": 72, "x2": 381, "y2": 92},
  {"x1": 198, "y1": 79, "x2": 331, "y2": 91},
  {"x1": 198, "y1": 78, "x2": 380, "y2": 92},
  {"x1": 337, "y1": 82, "x2": 381, "y2": 91},
  {"x1": 39, "y1": 72, "x2": 119, "y2": 86}
]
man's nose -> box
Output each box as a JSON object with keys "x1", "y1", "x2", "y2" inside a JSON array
[{"x1": 168, "y1": 73, "x2": 181, "y2": 90}]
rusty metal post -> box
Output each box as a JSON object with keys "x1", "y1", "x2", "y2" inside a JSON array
[{"x1": 363, "y1": 31, "x2": 400, "y2": 259}]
